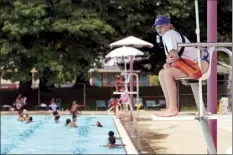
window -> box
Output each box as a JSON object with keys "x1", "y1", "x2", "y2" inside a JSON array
[{"x1": 102, "y1": 73, "x2": 115, "y2": 86}]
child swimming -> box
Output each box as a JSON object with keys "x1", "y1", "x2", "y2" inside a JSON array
[{"x1": 100, "y1": 131, "x2": 126, "y2": 148}]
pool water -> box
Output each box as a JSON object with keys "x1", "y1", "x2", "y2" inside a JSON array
[{"x1": 1, "y1": 115, "x2": 126, "y2": 154}]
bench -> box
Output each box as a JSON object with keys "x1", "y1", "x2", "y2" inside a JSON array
[{"x1": 96, "y1": 100, "x2": 107, "y2": 111}]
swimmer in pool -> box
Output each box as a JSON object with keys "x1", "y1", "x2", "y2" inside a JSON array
[
  {"x1": 68, "y1": 115, "x2": 77, "y2": 128},
  {"x1": 55, "y1": 115, "x2": 60, "y2": 123},
  {"x1": 65, "y1": 119, "x2": 71, "y2": 126},
  {"x1": 100, "y1": 131, "x2": 126, "y2": 147},
  {"x1": 92, "y1": 121, "x2": 103, "y2": 127},
  {"x1": 52, "y1": 111, "x2": 59, "y2": 117},
  {"x1": 18, "y1": 110, "x2": 25, "y2": 121},
  {"x1": 23, "y1": 113, "x2": 30, "y2": 121},
  {"x1": 26, "y1": 117, "x2": 33, "y2": 123}
]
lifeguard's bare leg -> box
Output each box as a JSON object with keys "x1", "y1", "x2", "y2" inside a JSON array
[
  {"x1": 159, "y1": 68, "x2": 186, "y2": 117},
  {"x1": 157, "y1": 69, "x2": 170, "y2": 116}
]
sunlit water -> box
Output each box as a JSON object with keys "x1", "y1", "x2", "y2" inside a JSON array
[{"x1": 1, "y1": 115, "x2": 126, "y2": 154}]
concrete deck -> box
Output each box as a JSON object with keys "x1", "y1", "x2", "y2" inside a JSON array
[
  {"x1": 1, "y1": 110, "x2": 232, "y2": 154},
  {"x1": 123, "y1": 111, "x2": 232, "y2": 154}
]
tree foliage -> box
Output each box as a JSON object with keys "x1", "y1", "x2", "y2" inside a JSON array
[{"x1": 0, "y1": 0, "x2": 115, "y2": 84}]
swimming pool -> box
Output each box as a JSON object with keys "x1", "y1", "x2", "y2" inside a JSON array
[{"x1": 1, "y1": 115, "x2": 128, "y2": 154}]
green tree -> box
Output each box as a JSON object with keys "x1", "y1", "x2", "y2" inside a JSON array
[{"x1": 0, "y1": 0, "x2": 114, "y2": 90}]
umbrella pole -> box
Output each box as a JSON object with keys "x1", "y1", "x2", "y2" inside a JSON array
[
  {"x1": 124, "y1": 60, "x2": 127, "y2": 90},
  {"x1": 129, "y1": 56, "x2": 134, "y2": 121},
  {"x1": 123, "y1": 58, "x2": 134, "y2": 121},
  {"x1": 124, "y1": 60, "x2": 133, "y2": 121}
]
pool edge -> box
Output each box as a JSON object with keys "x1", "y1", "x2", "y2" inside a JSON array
[{"x1": 113, "y1": 115, "x2": 138, "y2": 154}]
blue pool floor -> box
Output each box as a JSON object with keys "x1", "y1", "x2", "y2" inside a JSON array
[{"x1": 1, "y1": 115, "x2": 126, "y2": 154}]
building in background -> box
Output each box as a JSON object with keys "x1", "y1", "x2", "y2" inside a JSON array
[{"x1": 88, "y1": 58, "x2": 157, "y2": 87}]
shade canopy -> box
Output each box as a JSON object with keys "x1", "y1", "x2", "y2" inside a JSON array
[
  {"x1": 110, "y1": 36, "x2": 154, "y2": 49},
  {"x1": 105, "y1": 46, "x2": 144, "y2": 58}
]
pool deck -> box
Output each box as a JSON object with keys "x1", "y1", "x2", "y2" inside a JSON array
[
  {"x1": 1, "y1": 110, "x2": 232, "y2": 154},
  {"x1": 123, "y1": 111, "x2": 232, "y2": 154}
]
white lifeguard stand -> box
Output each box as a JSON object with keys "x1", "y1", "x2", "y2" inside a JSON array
[
  {"x1": 106, "y1": 46, "x2": 144, "y2": 121},
  {"x1": 151, "y1": 1, "x2": 232, "y2": 154},
  {"x1": 108, "y1": 36, "x2": 154, "y2": 121}
]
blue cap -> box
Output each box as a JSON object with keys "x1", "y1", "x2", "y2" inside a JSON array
[{"x1": 153, "y1": 16, "x2": 170, "y2": 26}]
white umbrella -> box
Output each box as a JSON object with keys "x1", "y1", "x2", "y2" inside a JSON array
[
  {"x1": 105, "y1": 47, "x2": 144, "y2": 75},
  {"x1": 110, "y1": 36, "x2": 154, "y2": 49},
  {"x1": 105, "y1": 46, "x2": 144, "y2": 58}
]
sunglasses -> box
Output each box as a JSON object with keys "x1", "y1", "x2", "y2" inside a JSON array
[
  {"x1": 155, "y1": 24, "x2": 166, "y2": 30},
  {"x1": 152, "y1": 23, "x2": 169, "y2": 29}
]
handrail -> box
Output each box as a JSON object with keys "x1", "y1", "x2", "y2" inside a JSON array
[
  {"x1": 215, "y1": 47, "x2": 232, "y2": 57},
  {"x1": 178, "y1": 42, "x2": 232, "y2": 47}
]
